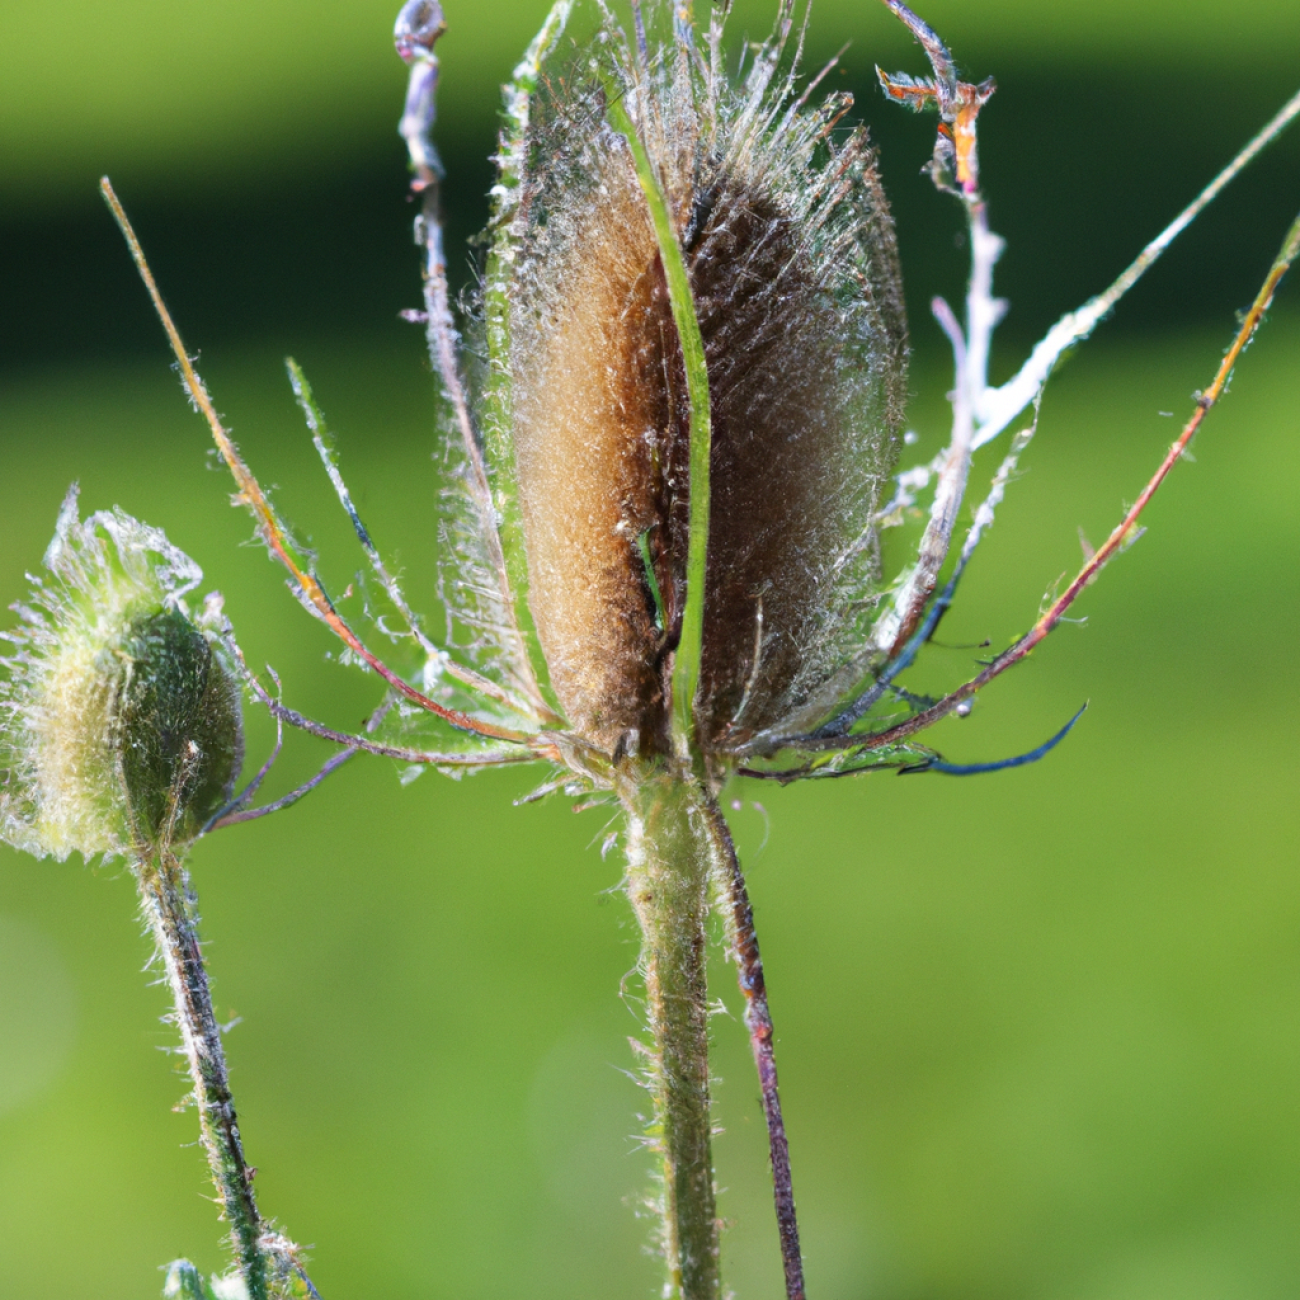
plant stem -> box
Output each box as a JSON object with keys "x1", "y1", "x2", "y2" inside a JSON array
[
  {"x1": 701, "y1": 791, "x2": 805, "y2": 1300},
  {"x1": 135, "y1": 844, "x2": 268, "y2": 1300},
  {"x1": 621, "y1": 771, "x2": 720, "y2": 1300}
]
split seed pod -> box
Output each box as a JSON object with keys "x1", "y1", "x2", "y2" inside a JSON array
[
  {"x1": 0, "y1": 490, "x2": 243, "y2": 860},
  {"x1": 476, "y1": 0, "x2": 908, "y2": 760}
]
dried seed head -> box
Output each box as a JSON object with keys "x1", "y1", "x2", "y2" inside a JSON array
[
  {"x1": 0, "y1": 489, "x2": 243, "y2": 860},
  {"x1": 484, "y1": 1, "x2": 907, "y2": 757}
]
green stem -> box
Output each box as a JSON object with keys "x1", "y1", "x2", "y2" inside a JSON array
[
  {"x1": 620, "y1": 770, "x2": 720, "y2": 1300},
  {"x1": 135, "y1": 846, "x2": 268, "y2": 1300}
]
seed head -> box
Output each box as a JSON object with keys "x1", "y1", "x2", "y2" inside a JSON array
[
  {"x1": 478, "y1": 1, "x2": 908, "y2": 758},
  {"x1": 0, "y1": 489, "x2": 243, "y2": 860}
]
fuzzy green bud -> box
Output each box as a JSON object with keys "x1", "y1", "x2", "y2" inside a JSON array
[
  {"x1": 117, "y1": 606, "x2": 244, "y2": 845},
  {"x1": 0, "y1": 489, "x2": 243, "y2": 860}
]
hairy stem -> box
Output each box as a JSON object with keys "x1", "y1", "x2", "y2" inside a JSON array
[
  {"x1": 135, "y1": 845, "x2": 268, "y2": 1300},
  {"x1": 621, "y1": 772, "x2": 720, "y2": 1300}
]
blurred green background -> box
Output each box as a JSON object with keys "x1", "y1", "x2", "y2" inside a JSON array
[{"x1": 1, "y1": 1, "x2": 1298, "y2": 1297}]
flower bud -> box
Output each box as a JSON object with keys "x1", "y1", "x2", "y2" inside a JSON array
[
  {"x1": 0, "y1": 490, "x2": 243, "y2": 860},
  {"x1": 486, "y1": 5, "x2": 907, "y2": 756}
]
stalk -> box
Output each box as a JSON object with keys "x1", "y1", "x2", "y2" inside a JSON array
[
  {"x1": 620, "y1": 769, "x2": 720, "y2": 1300},
  {"x1": 702, "y1": 792, "x2": 805, "y2": 1300},
  {"x1": 134, "y1": 843, "x2": 268, "y2": 1300}
]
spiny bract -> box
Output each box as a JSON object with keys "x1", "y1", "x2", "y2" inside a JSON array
[{"x1": 465, "y1": 0, "x2": 907, "y2": 759}]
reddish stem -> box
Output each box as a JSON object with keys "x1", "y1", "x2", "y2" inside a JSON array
[
  {"x1": 99, "y1": 178, "x2": 531, "y2": 748},
  {"x1": 702, "y1": 790, "x2": 805, "y2": 1300}
]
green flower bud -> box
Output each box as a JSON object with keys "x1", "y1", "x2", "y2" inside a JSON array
[{"x1": 0, "y1": 489, "x2": 243, "y2": 860}]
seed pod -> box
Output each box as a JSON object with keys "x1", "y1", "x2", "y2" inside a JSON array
[
  {"x1": 0, "y1": 489, "x2": 243, "y2": 860},
  {"x1": 481, "y1": 0, "x2": 908, "y2": 757}
]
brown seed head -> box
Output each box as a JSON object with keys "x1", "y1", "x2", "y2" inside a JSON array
[{"x1": 485, "y1": 4, "x2": 907, "y2": 758}]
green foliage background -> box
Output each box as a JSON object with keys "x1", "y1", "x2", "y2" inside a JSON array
[{"x1": 1, "y1": 1, "x2": 1298, "y2": 1297}]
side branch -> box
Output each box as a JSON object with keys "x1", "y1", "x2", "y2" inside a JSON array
[
  {"x1": 395, "y1": 3, "x2": 556, "y2": 720},
  {"x1": 99, "y1": 178, "x2": 531, "y2": 747},
  {"x1": 225, "y1": 649, "x2": 546, "y2": 770},
  {"x1": 841, "y1": 209, "x2": 1300, "y2": 753},
  {"x1": 254, "y1": 697, "x2": 541, "y2": 769},
  {"x1": 288, "y1": 358, "x2": 530, "y2": 719},
  {"x1": 974, "y1": 86, "x2": 1300, "y2": 447},
  {"x1": 702, "y1": 791, "x2": 804, "y2": 1300}
]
